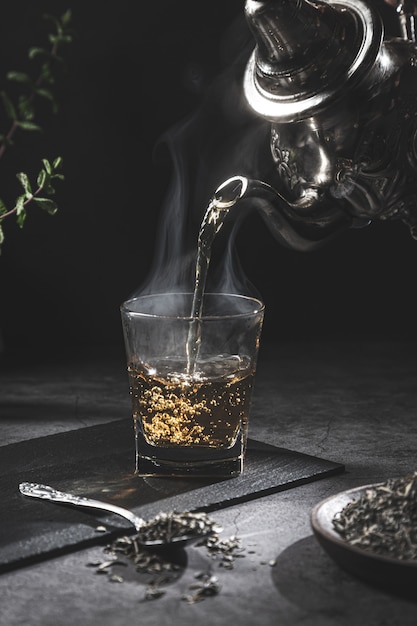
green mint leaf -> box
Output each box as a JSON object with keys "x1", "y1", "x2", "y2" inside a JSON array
[
  {"x1": 34, "y1": 197, "x2": 58, "y2": 215},
  {"x1": 16, "y1": 121, "x2": 42, "y2": 132},
  {"x1": 61, "y1": 10, "x2": 72, "y2": 27},
  {"x1": 0, "y1": 198, "x2": 7, "y2": 216},
  {"x1": 36, "y1": 88, "x2": 54, "y2": 101},
  {"x1": 48, "y1": 34, "x2": 72, "y2": 46},
  {"x1": 36, "y1": 88, "x2": 58, "y2": 113},
  {"x1": 17, "y1": 208, "x2": 27, "y2": 228},
  {"x1": 6, "y1": 71, "x2": 32, "y2": 85},
  {"x1": 37, "y1": 169, "x2": 47, "y2": 189},
  {"x1": 16, "y1": 194, "x2": 26, "y2": 217},
  {"x1": 52, "y1": 156, "x2": 63, "y2": 170},
  {"x1": 0, "y1": 91, "x2": 17, "y2": 121},
  {"x1": 28, "y1": 47, "x2": 50, "y2": 60},
  {"x1": 42, "y1": 159, "x2": 52, "y2": 175},
  {"x1": 17, "y1": 97, "x2": 35, "y2": 121},
  {"x1": 16, "y1": 172, "x2": 33, "y2": 196}
]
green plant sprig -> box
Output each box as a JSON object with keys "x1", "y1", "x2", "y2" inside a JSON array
[
  {"x1": 0, "y1": 157, "x2": 64, "y2": 249},
  {"x1": 0, "y1": 10, "x2": 72, "y2": 253}
]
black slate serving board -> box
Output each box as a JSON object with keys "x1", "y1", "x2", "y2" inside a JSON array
[{"x1": 0, "y1": 419, "x2": 344, "y2": 572}]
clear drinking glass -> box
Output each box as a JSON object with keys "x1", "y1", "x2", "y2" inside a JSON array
[{"x1": 120, "y1": 292, "x2": 264, "y2": 478}]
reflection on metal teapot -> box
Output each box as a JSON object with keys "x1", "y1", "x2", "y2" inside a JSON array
[{"x1": 236, "y1": 0, "x2": 417, "y2": 250}]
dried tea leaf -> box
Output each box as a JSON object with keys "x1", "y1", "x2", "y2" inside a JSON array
[{"x1": 333, "y1": 471, "x2": 417, "y2": 560}]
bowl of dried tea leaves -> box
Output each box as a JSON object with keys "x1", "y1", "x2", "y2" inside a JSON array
[{"x1": 311, "y1": 471, "x2": 417, "y2": 600}]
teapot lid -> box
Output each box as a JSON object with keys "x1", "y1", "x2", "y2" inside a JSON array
[{"x1": 243, "y1": 0, "x2": 383, "y2": 122}]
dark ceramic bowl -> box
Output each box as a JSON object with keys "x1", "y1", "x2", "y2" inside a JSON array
[{"x1": 311, "y1": 484, "x2": 417, "y2": 600}]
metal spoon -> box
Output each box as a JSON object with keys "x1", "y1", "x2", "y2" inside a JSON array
[{"x1": 18, "y1": 482, "x2": 220, "y2": 548}]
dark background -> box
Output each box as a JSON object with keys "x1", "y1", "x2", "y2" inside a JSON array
[{"x1": 0, "y1": 0, "x2": 416, "y2": 355}]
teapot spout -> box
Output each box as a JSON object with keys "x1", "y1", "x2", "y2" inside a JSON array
[{"x1": 213, "y1": 176, "x2": 353, "y2": 252}]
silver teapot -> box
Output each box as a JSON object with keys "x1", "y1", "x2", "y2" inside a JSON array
[{"x1": 216, "y1": 0, "x2": 417, "y2": 251}]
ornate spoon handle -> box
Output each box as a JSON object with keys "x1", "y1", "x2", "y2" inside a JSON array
[{"x1": 19, "y1": 482, "x2": 145, "y2": 531}]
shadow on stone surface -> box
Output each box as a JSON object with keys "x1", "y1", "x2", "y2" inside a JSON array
[{"x1": 271, "y1": 536, "x2": 417, "y2": 617}]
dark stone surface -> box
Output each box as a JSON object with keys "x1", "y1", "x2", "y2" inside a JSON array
[
  {"x1": 1, "y1": 340, "x2": 417, "y2": 625},
  {"x1": 0, "y1": 420, "x2": 343, "y2": 572}
]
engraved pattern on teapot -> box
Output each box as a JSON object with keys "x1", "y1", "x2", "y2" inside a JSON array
[{"x1": 239, "y1": 0, "x2": 417, "y2": 247}]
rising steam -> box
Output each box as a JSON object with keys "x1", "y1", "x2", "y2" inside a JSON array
[{"x1": 129, "y1": 14, "x2": 268, "y2": 303}]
